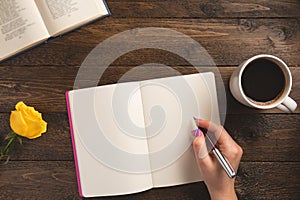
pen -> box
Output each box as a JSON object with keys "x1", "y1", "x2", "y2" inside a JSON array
[{"x1": 195, "y1": 124, "x2": 236, "y2": 179}]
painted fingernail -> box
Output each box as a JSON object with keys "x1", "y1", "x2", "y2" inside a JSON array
[
  {"x1": 195, "y1": 129, "x2": 202, "y2": 137},
  {"x1": 193, "y1": 117, "x2": 202, "y2": 121}
]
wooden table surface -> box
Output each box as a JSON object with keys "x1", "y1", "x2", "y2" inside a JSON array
[{"x1": 1, "y1": 1, "x2": 300, "y2": 199}]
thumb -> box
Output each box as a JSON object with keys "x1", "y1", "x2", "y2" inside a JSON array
[{"x1": 193, "y1": 129, "x2": 213, "y2": 168}]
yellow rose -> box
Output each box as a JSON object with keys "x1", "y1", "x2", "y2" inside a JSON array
[{"x1": 10, "y1": 101, "x2": 47, "y2": 139}]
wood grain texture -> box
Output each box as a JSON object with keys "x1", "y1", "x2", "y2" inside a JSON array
[
  {"x1": 0, "y1": 161, "x2": 299, "y2": 200},
  {"x1": 224, "y1": 114, "x2": 300, "y2": 162},
  {"x1": 0, "y1": 66, "x2": 298, "y2": 113},
  {"x1": 235, "y1": 162, "x2": 300, "y2": 199},
  {"x1": 0, "y1": 1, "x2": 299, "y2": 199},
  {"x1": 0, "y1": 113, "x2": 298, "y2": 162},
  {"x1": 0, "y1": 113, "x2": 73, "y2": 161},
  {"x1": 107, "y1": 0, "x2": 300, "y2": 18},
  {"x1": 1, "y1": 18, "x2": 299, "y2": 66}
]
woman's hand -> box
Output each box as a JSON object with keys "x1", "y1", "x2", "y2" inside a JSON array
[{"x1": 193, "y1": 119, "x2": 243, "y2": 200}]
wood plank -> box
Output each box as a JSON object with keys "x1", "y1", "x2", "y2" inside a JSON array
[
  {"x1": 107, "y1": 0, "x2": 300, "y2": 18},
  {"x1": 0, "y1": 66, "x2": 75, "y2": 113},
  {"x1": 224, "y1": 114, "x2": 300, "y2": 162},
  {"x1": 66, "y1": 18, "x2": 300, "y2": 67},
  {"x1": 0, "y1": 66, "x2": 298, "y2": 114},
  {"x1": 235, "y1": 162, "x2": 300, "y2": 199},
  {"x1": 0, "y1": 161, "x2": 299, "y2": 199},
  {"x1": 0, "y1": 161, "x2": 80, "y2": 200},
  {"x1": 0, "y1": 113, "x2": 299, "y2": 162},
  {"x1": 0, "y1": 39, "x2": 70, "y2": 66},
  {"x1": 1, "y1": 18, "x2": 299, "y2": 66},
  {"x1": 0, "y1": 113, "x2": 74, "y2": 161}
]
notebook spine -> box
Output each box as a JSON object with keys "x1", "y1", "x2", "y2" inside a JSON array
[{"x1": 65, "y1": 91, "x2": 83, "y2": 197}]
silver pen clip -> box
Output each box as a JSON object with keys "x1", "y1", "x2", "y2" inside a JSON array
[{"x1": 212, "y1": 148, "x2": 236, "y2": 178}]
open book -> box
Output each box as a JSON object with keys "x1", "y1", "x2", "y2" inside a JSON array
[
  {"x1": 66, "y1": 72, "x2": 221, "y2": 197},
  {"x1": 0, "y1": 0, "x2": 109, "y2": 62}
]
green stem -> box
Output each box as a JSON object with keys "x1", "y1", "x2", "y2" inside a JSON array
[
  {"x1": 0, "y1": 132, "x2": 21, "y2": 164},
  {"x1": 4, "y1": 134, "x2": 16, "y2": 151}
]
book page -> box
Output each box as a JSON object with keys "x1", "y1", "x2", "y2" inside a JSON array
[
  {"x1": 0, "y1": 0, "x2": 50, "y2": 61},
  {"x1": 35, "y1": 0, "x2": 109, "y2": 36},
  {"x1": 140, "y1": 73, "x2": 220, "y2": 187},
  {"x1": 67, "y1": 82, "x2": 153, "y2": 197}
]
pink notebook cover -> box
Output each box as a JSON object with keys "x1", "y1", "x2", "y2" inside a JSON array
[{"x1": 65, "y1": 91, "x2": 83, "y2": 197}]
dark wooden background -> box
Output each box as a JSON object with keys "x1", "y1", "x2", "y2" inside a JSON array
[{"x1": 0, "y1": 0, "x2": 299, "y2": 199}]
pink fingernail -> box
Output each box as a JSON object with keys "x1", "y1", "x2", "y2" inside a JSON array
[{"x1": 195, "y1": 129, "x2": 202, "y2": 137}]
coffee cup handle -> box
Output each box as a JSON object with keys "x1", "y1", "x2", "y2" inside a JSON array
[{"x1": 276, "y1": 96, "x2": 297, "y2": 113}]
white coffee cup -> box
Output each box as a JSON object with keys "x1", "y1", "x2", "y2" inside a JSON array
[{"x1": 229, "y1": 54, "x2": 297, "y2": 113}]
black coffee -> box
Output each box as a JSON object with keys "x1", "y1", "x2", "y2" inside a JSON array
[{"x1": 241, "y1": 58, "x2": 285, "y2": 103}]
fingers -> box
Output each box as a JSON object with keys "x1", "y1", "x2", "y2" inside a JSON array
[
  {"x1": 194, "y1": 119, "x2": 235, "y2": 146},
  {"x1": 194, "y1": 119, "x2": 243, "y2": 171},
  {"x1": 194, "y1": 119, "x2": 221, "y2": 134}
]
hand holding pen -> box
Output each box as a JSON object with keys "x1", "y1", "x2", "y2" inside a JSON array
[{"x1": 193, "y1": 119, "x2": 243, "y2": 200}]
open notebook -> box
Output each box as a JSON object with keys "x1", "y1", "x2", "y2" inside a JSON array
[{"x1": 66, "y1": 72, "x2": 220, "y2": 197}]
